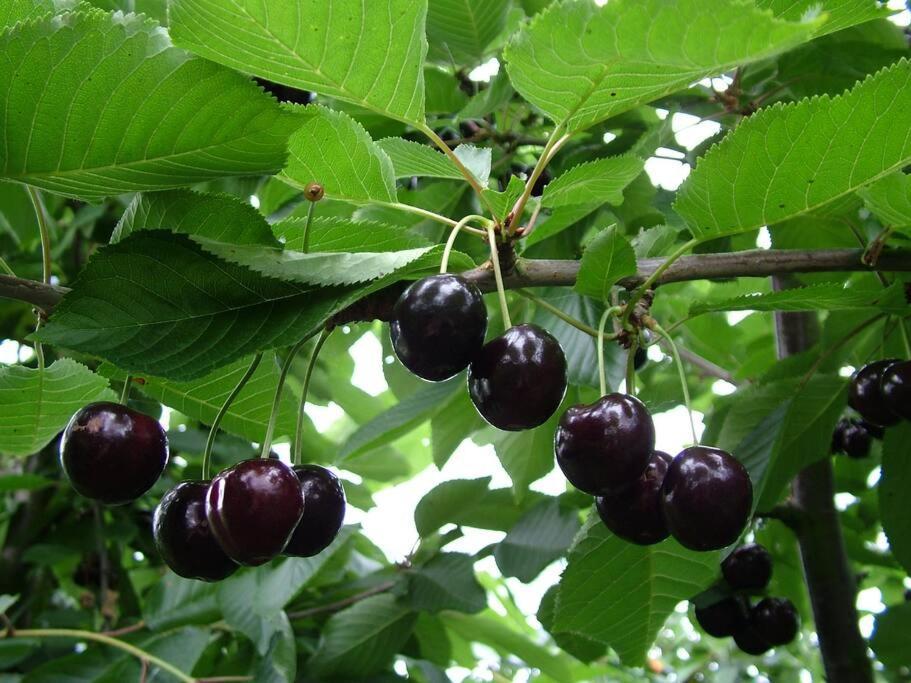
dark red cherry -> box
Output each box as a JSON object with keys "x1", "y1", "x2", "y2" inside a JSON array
[
  {"x1": 733, "y1": 620, "x2": 773, "y2": 655},
  {"x1": 60, "y1": 402, "x2": 168, "y2": 505},
  {"x1": 153, "y1": 481, "x2": 238, "y2": 582},
  {"x1": 206, "y1": 459, "x2": 304, "y2": 566},
  {"x1": 390, "y1": 274, "x2": 487, "y2": 382},
  {"x1": 722, "y1": 544, "x2": 772, "y2": 591},
  {"x1": 468, "y1": 324, "x2": 567, "y2": 431},
  {"x1": 556, "y1": 394, "x2": 655, "y2": 495},
  {"x1": 861, "y1": 420, "x2": 885, "y2": 440},
  {"x1": 832, "y1": 418, "x2": 872, "y2": 459},
  {"x1": 694, "y1": 595, "x2": 749, "y2": 637},
  {"x1": 849, "y1": 360, "x2": 901, "y2": 427},
  {"x1": 881, "y1": 360, "x2": 911, "y2": 421},
  {"x1": 595, "y1": 450, "x2": 671, "y2": 544},
  {"x1": 661, "y1": 446, "x2": 753, "y2": 551},
  {"x1": 284, "y1": 465, "x2": 346, "y2": 557},
  {"x1": 751, "y1": 597, "x2": 799, "y2": 646}
]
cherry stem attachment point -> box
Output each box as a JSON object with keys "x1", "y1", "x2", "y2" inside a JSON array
[
  {"x1": 621, "y1": 239, "x2": 699, "y2": 328},
  {"x1": 486, "y1": 225, "x2": 512, "y2": 330},
  {"x1": 260, "y1": 334, "x2": 315, "y2": 459},
  {"x1": 650, "y1": 320, "x2": 699, "y2": 445},
  {"x1": 294, "y1": 328, "x2": 332, "y2": 467},
  {"x1": 203, "y1": 353, "x2": 263, "y2": 480},
  {"x1": 119, "y1": 376, "x2": 132, "y2": 405},
  {"x1": 440, "y1": 215, "x2": 489, "y2": 274}
]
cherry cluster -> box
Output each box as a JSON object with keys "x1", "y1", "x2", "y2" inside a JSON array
[
  {"x1": 59, "y1": 402, "x2": 346, "y2": 582},
  {"x1": 832, "y1": 359, "x2": 911, "y2": 458},
  {"x1": 694, "y1": 544, "x2": 800, "y2": 655}
]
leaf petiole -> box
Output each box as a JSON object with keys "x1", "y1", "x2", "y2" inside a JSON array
[{"x1": 440, "y1": 215, "x2": 490, "y2": 274}]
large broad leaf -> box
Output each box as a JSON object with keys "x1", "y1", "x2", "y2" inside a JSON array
[
  {"x1": 504, "y1": 0, "x2": 819, "y2": 133},
  {"x1": 282, "y1": 107, "x2": 398, "y2": 204},
  {"x1": 689, "y1": 282, "x2": 908, "y2": 315},
  {"x1": 113, "y1": 190, "x2": 278, "y2": 246},
  {"x1": 0, "y1": 11, "x2": 300, "y2": 200},
  {"x1": 541, "y1": 156, "x2": 644, "y2": 209},
  {"x1": 676, "y1": 60, "x2": 911, "y2": 240},
  {"x1": 426, "y1": 0, "x2": 511, "y2": 64},
  {"x1": 871, "y1": 602, "x2": 911, "y2": 671},
  {"x1": 35, "y1": 232, "x2": 369, "y2": 380},
  {"x1": 858, "y1": 171, "x2": 911, "y2": 234},
  {"x1": 574, "y1": 226, "x2": 637, "y2": 302},
  {"x1": 95, "y1": 627, "x2": 209, "y2": 683},
  {"x1": 273, "y1": 216, "x2": 432, "y2": 253},
  {"x1": 553, "y1": 514, "x2": 719, "y2": 665},
  {"x1": 757, "y1": 0, "x2": 889, "y2": 38},
  {"x1": 143, "y1": 574, "x2": 220, "y2": 630},
  {"x1": 169, "y1": 0, "x2": 428, "y2": 125},
  {"x1": 405, "y1": 552, "x2": 486, "y2": 614},
  {"x1": 494, "y1": 500, "x2": 581, "y2": 583},
  {"x1": 307, "y1": 594, "x2": 418, "y2": 678},
  {"x1": 0, "y1": 359, "x2": 115, "y2": 457},
  {"x1": 377, "y1": 138, "x2": 462, "y2": 180},
  {"x1": 880, "y1": 423, "x2": 911, "y2": 574},
  {"x1": 0, "y1": 0, "x2": 62, "y2": 27}
]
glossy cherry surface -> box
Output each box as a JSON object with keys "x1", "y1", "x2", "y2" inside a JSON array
[
  {"x1": 468, "y1": 323, "x2": 567, "y2": 431},
  {"x1": 832, "y1": 418, "x2": 872, "y2": 459},
  {"x1": 390, "y1": 274, "x2": 487, "y2": 382},
  {"x1": 206, "y1": 459, "x2": 304, "y2": 566},
  {"x1": 722, "y1": 543, "x2": 772, "y2": 591},
  {"x1": 153, "y1": 481, "x2": 238, "y2": 582},
  {"x1": 284, "y1": 465, "x2": 347, "y2": 557},
  {"x1": 60, "y1": 402, "x2": 168, "y2": 505},
  {"x1": 595, "y1": 450, "x2": 670, "y2": 545},
  {"x1": 661, "y1": 446, "x2": 753, "y2": 551},
  {"x1": 556, "y1": 394, "x2": 655, "y2": 495},
  {"x1": 751, "y1": 597, "x2": 799, "y2": 646},
  {"x1": 694, "y1": 596, "x2": 749, "y2": 638},
  {"x1": 849, "y1": 360, "x2": 901, "y2": 427},
  {"x1": 881, "y1": 360, "x2": 911, "y2": 421}
]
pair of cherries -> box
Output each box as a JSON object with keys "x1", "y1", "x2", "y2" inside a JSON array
[
  {"x1": 554, "y1": 394, "x2": 753, "y2": 551},
  {"x1": 390, "y1": 274, "x2": 567, "y2": 431},
  {"x1": 694, "y1": 544, "x2": 800, "y2": 654}
]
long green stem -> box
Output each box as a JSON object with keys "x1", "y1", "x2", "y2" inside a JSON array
[
  {"x1": 621, "y1": 239, "x2": 699, "y2": 327},
  {"x1": 419, "y1": 124, "x2": 498, "y2": 219},
  {"x1": 507, "y1": 126, "x2": 568, "y2": 234},
  {"x1": 5, "y1": 629, "x2": 194, "y2": 683},
  {"x1": 514, "y1": 289, "x2": 605, "y2": 338},
  {"x1": 260, "y1": 335, "x2": 315, "y2": 459},
  {"x1": 119, "y1": 376, "x2": 132, "y2": 405},
  {"x1": 302, "y1": 201, "x2": 316, "y2": 254},
  {"x1": 486, "y1": 225, "x2": 512, "y2": 330},
  {"x1": 440, "y1": 215, "x2": 489, "y2": 274},
  {"x1": 0, "y1": 256, "x2": 15, "y2": 277},
  {"x1": 203, "y1": 353, "x2": 263, "y2": 479},
  {"x1": 380, "y1": 201, "x2": 459, "y2": 228},
  {"x1": 651, "y1": 322, "x2": 698, "y2": 445},
  {"x1": 598, "y1": 308, "x2": 612, "y2": 397},
  {"x1": 294, "y1": 328, "x2": 332, "y2": 466},
  {"x1": 27, "y1": 186, "x2": 52, "y2": 371}
]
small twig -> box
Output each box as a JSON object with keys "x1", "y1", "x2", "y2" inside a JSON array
[
  {"x1": 102, "y1": 621, "x2": 145, "y2": 637},
  {"x1": 659, "y1": 340, "x2": 740, "y2": 385},
  {"x1": 756, "y1": 502, "x2": 802, "y2": 531},
  {"x1": 139, "y1": 658, "x2": 149, "y2": 683},
  {"x1": 92, "y1": 503, "x2": 111, "y2": 630},
  {"x1": 287, "y1": 580, "x2": 396, "y2": 621}
]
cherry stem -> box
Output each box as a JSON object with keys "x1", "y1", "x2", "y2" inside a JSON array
[
  {"x1": 2, "y1": 628, "x2": 194, "y2": 683},
  {"x1": 260, "y1": 335, "x2": 315, "y2": 459},
  {"x1": 302, "y1": 201, "x2": 316, "y2": 254},
  {"x1": 650, "y1": 321, "x2": 699, "y2": 445},
  {"x1": 486, "y1": 225, "x2": 512, "y2": 330},
  {"x1": 294, "y1": 328, "x2": 332, "y2": 467},
  {"x1": 203, "y1": 353, "x2": 262, "y2": 480},
  {"x1": 508, "y1": 126, "x2": 569, "y2": 235},
  {"x1": 419, "y1": 124, "x2": 498, "y2": 219},
  {"x1": 440, "y1": 215, "x2": 489, "y2": 274},
  {"x1": 119, "y1": 376, "x2": 132, "y2": 405},
  {"x1": 597, "y1": 308, "x2": 612, "y2": 397},
  {"x1": 26, "y1": 186, "x2": 52, "y2": 371},
  {"x1": 381, "y1": 201, "x2": 459, "y2": 228},
  {"x1": 621, "y1": 238, "x2": 700, "y2": 328},
  {"x1": 514, "y1": 289, "x2": 610, "y2": 338}
]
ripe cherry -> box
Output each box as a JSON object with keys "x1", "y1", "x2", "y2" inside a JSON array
[
  {"x1": 595, "y1": 450, "x2": 671, "y2": 545},
  {"x1": 751, "y1": 597, "x2": 799, "y2": 646},
  {"x1": 694, "y1": 595, "x2": 749, "y2": 638},
  {"x1": 849, "y1": 360, "x2": 901, "y2": 427},
  {"x1": 661, "y1": 446, "x2": 753, "y2": 551},
  {"x1": 722, "y1": 543, "x2": 772, "y2": 591},
  {"x1": 881, "y1": 360, "x2": 911, "y2": 421},
  {"x1": 733, "y1": 621, "x2": 772, "y2": 655},
  {"x1": 831, "y1": 418, "x2": 872, "y2": 459},
  {"x1": 391, "y1": 274, "x2": 487, "y2": 382},
  {"x1": 206, "y1": 459, "x2": 304, "y2": 566},
  {"x1": 468, "y1": 324, "x2": 567, "y2": 431},
  {"x1": 153, "y1": 481, "x2": 238, "y2": 582},
  {"x1": 60, "y1": 402, "x2": 168, "y2": 505},
  {"x1": 555, "y1": 393, "x2": 654, "y2": 495},
  {"x1": 284, "y1": 465, "x2": 346, "y2": 557}
]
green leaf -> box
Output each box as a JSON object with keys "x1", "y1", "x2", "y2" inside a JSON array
[
  {"x1": 96, "y1": 627, "x2": 209, "y2": 683},
  {"x1": 453, "y1": 144, "x2": 492, "y2": 186},
  {"x1": 871, "y1": 602, "x2": 911, "y2": 671},
  {"x1": 307, "y1": 594, "x2": 418, "y2": 678},
  {"x1": 0, "y1": 0, "x2": 62, "y2": 28},
  {"x1": 426, "y1": 0, "x2": 511, "y2": 64},
  {"x1": 459, "y1": 69, "x2": 515, "y2": 120},
  {"x1": 405, "y1": 552, "x2": 486, "y2": 614},
  {"x1": 0, "y1": 474, "x2": 54, "y2": 493},
  {"x1": 553, "y1": 514, "x2": 719, "y2": 665},
  {"x1": 169, "y1": 0, "x2": 428, "y2": 125},
  {"x1": 377, "y1": 138, "x2": 462, "y2": 180},
  {"x1": 689, "y1": 282, "x2": 908, "y2": 315},
  {"x1": 339, "y1": 377, "x2": 461, "y2": 461},
  {"x1": 757, "y1": 0, "x2": 890, "y2": 38},
  {"x1": 113, "y1": 190, "x2": 278, "y2": 246},
  {"x1": 430, "y1": 389, "x2": 485, "y2": 469},
  {"x1": 538, "y1": 585, "x2": 606, "y2": 664},
  {"x1": 675, "y1": 60, "x2": 911, "y2": 240},
  {"x1": 0, "y1": 11, "x2": 300, "y2": 200},
  {"x1": 495, "y1": 500, "x2": 581, "y2": 583},
  {"x1": 541, "y1": 156, "x2": 644, "y2": 209},
  {"x1": 504, "y1": 0, "x2": 819, "y2": 133},
  {"x1": 0, "y1": 359, "x2": 115, "y2": 457},
  {"x1": 858, "y1": 171, "x2": 911, "y2": 233},
  {"x1": 255, "y1": 619, "x2": 297, "y2": 683},
  {"x1": 281, "y1": 106, "x2": 397, "y2": 204},
  {"x1": 274, "y1": 216, "x2": 432, "y2": 253},
  {"x1": 574, "y1": 225, "x2": 637, "y2": 302},
  {"x1": 880, "y1": 423, "x2": 911, "y2": 574},
  {"x1": 482, "y1": 175, "x2": 525, "y2": 222},
  {"x1": 143, "y1": 574, "x2": 220, "y2": 630},
  {"x1": 36, "y1": 232, "x2": 368, "y2": 380}
]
